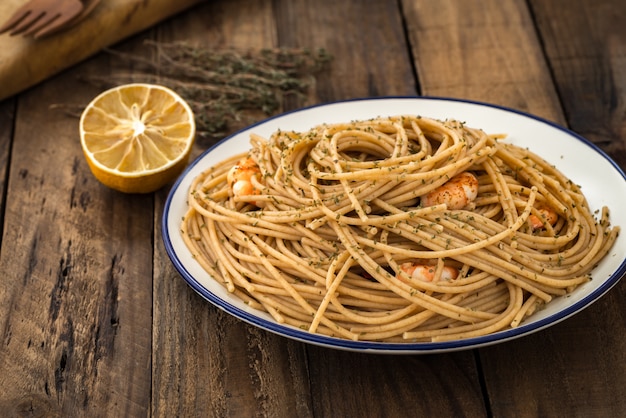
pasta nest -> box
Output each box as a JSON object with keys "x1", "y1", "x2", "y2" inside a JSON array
[{"x1": 182, "y1": 115, "x2": 618, "y2": 342}]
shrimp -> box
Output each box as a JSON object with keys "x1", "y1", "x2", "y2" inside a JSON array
[
  {"x1": 421, "y1": 172, "x2": 478, "y2": 210},
  {"x1": 399, "y1": 262, "x2": 459, "y2": 283},
  {"x1": 227, "y1": 157, "x2": 263, "y2": 205},
  {"x1": 529, "y1": 207, "x2": 558, "y2": 231}
]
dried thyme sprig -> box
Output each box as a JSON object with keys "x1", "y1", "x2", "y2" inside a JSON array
[{"x1": 84, "y1": 41, "x2": 332, "y2": 140}]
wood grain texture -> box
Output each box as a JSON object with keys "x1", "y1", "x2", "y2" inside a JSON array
[
  {"x1": 272, "y1": 1, "x2": 487, "y2": 416},
  {"x1": 403, "y1": 0, "x2": 563, "y2": 123},
  {"x1": 151, "y1": 1, "x2": 315, "y2": 417},
  {"x1": 0, "y1": 42, "x2": 154, "y2": 418},
  {"x1": 477, "y1": 1, "x2": 626, "y2": 416},
  {"x1": 273, "y1": 0, "x2": 416, "y2": 100},
  {"x1": 0, "y1": 0, "x2": 624, "y2": 416},
  {"x1": 152, "y1": 1, "x2": 486, "y2": 416},
  {"x1": 306, "y1": 348, "x2": 486, "y2": 417},
  {"x1": 0, "y1": 99, "x2": 13, "y2": 236},
  {"x1": 401, "y1": 0, "x2": 626, "y2": 417},
  {"x1": 480, "y1": 293, "x2": 626, "y2": 417},
  {"x1": 530, "y1": 0, "x2": 626, "y2": 166}
]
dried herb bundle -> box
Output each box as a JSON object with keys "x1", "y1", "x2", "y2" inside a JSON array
[{"x1": 86, "y1": 40, "x2": 332, "y2": 139}]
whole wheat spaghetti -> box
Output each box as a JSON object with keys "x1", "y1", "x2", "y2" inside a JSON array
[{"x1": 181, "y1": 115, "x2": 618, "y2": 342}]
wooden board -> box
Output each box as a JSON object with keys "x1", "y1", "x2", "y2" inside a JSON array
[
  {"x1": 404, "y1": 0, "x2": 626, "y2": 416},
  {"x1": 0, "y1": 0, "x2": 624, "y2": 416},
  {"x1": 0, "y1": 0, "x2": 204, "y2": 100}
]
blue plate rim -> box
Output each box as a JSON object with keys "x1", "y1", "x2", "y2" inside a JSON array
[{"x1": 161, "y1": 95, "x2": 626, "y2": 354}]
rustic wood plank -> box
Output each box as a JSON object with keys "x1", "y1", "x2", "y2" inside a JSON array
[
  {"x1": 273, "y1": 0, "x2": 417, "y2": 100},
  {"x1": 480, "y1": 293, "x2": 626, "y2": 417},
  {"x1": 151, "y1": 0, "x2": 488, "y2": 416},
  {"x1": 306, "y1": 347, "x2": 487, "y2": 417},
  {"x1": 478, "y1": 0, "x2": 626, "y2": 416},
  {"x1": 530, "y1": 0, "x2": 626, "y2": 167},
  {"x1": 403, "y1": 0, "x2": 625, "y2": 416},
  {"x1": 403, "y1": 0, "x2": 564, "y2": 123},
  {"x1": 0, "y1": 65, "x2": 153, "y2": 415},
  {"x1": 0, "y1": 99, "x2": 13, "y2": 236},
  {"x1": 2, "y1": 0, "x2": 619, "y2": 417},
  {"x1": 273, "y1": 1, "x2": 488, "y2": 417},
  {"x1": 151, "y1": 1, "x2": 315, "y2": 416}
]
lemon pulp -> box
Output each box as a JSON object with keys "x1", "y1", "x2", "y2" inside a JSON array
[{"x1": 79, "y1": 83, "x2": 196, "y2": 193}]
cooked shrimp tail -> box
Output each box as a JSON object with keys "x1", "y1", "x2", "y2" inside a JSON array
[
  {"x1": 421, "y1": 172, "x2": 478, "y2": 210},
  {"x1": 399, "y1": 262, "x2": 459, "y2": 283},
  {"x1": 529, "y1": 207, "x2": 558, "y2": 230},
  {"x1": 227, "y1": 157, "x2": 264, "y2": 206}
]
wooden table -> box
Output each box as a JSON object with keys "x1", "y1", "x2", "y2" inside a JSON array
[{"x1": 1, "y1": 0, "x2": 624, "y2": 416}]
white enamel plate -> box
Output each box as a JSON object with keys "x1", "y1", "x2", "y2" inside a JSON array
[{"x1": 162, "y1": 97, "x2": 626, "y2": 354}]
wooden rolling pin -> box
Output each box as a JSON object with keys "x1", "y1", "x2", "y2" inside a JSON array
[{"x1": 0, "y1": 0, "x2": 205, "y2": 100}]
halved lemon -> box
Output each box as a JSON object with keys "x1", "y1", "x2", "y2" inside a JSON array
[{"x1": 79, "y1": 83, "x2": 196, "y2": 193}]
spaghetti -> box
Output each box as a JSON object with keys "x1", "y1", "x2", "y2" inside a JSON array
[{"x1": 181, "y1": 115, "x2": 618, "y2": 342}]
